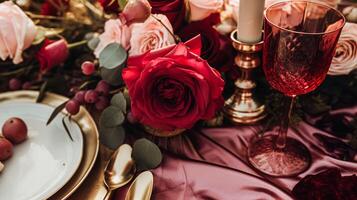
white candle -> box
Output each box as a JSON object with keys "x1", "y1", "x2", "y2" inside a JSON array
[{"x1": 237, "y1": 0, "x2": 265, "y2": 43}]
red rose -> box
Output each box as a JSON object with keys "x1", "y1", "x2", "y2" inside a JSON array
[
  {"x1": 36, "y1": 39, "x2": 69, "y2": 73},
  {"x1": 178, "y1": 14, "x2": 234, "y2": 73},
  {"x1": 122, "y1": 36, "x2": 224, "y2": 131},
  {"x1": 40, "y1": 0, "x2": 69, "y2": 16},
  {"x1": 98, "y1": 0, "x2": 119, "y2": 13},
  {"x1": 149, "y1": 0, "x2": 186, "y2": 32}
]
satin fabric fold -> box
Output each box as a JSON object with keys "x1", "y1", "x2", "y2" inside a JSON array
[{"x1": 114, "y1": 107, "x2": 357, "y2": 199}]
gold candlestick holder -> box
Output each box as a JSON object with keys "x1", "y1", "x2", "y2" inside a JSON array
[{"x1": 223, "y1": 30, "x2": 266, "y2": 124}]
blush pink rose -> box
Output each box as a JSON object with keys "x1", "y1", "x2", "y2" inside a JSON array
[
  {"x1": 0, "y1": 1, "x2": 37, "y2": 64},
  {"x1": 94, "y1": 18, "x2": 131, "y2": 58},
  {"x1": 329, "y1": 22, "x2": 357, "y2": 76},
  {"x1": 122, "y1": 36, "x2": 224, "y2": 131},
  {"x1": 129, "y1": 14, "x2": 175, "y2": 56},
  {"x1": 188, "y1": 0, "x2": 223, "y2": 21}
]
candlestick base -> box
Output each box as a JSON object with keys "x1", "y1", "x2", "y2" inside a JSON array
[{"x1": 223, "y1": 30, "x2": 266, "y2": 125}]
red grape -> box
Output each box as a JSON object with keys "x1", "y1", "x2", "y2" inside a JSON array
[
  {"x1": 66, "y1": 100, "x2": 80, "y2": 115},
  {"x1": 22, "y1": 82, "x2": 32, "y2": 90},
  {"x1": 95, "y1": 96, "x2": 109, "y2": 111},
  {"x1": 74, "y1": 91, "x2": 85, "y2": 104},
  {"x1": 2, "y1": 118, "x2": 28, "y2": 144},
  {"x1": 81, "y1": 61, "x2": 95, "y2": 76},
  {"x1": 0, "y1": 138, "x2": 13, "y2": 161},
  {"x1": 127, "y1": 112, "x2": 137, "y2": 124},
  {"x1": 9, "y1": 78, "x2": 22, "y2": 91},
  {"x1": 95, "y1": 80, "x2": 110, "y2": 96},
  {"x1": 84, "y1": 90, "x2": 99, "y2": 103}
]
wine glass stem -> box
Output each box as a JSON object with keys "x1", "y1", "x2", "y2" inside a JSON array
[{"x1": 275, "y1": 95, "x2": 296, "y2": 149}]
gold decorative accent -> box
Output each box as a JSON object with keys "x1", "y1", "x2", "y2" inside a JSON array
[
  {"x1": 223, "y1": 30, "x2": 267, "y2": 124},
  {"x1": 144, "y1": 125, "x2": 185, "y2": 137},
  {"x1": 125, "y1": 171, "x2": 154, "y2": 200},
  {"x1": 0, "y1": 91, "x2": 99, "y2": 200}
]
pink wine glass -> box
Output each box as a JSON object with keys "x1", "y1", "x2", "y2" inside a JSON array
[{"x1": 248, "y1": 1, "x2": 345, "y2": 176}]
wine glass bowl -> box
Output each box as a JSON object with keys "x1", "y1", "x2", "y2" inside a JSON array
[
  {"x1": 263, "y1": 1, "x2": 345, "y2": 96},
  {"x1": 248, "y1": 1, "x2": 345, "y2": 177}
]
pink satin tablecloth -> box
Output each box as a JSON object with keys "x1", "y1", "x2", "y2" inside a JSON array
[{"x1": 114, "y1": 107, "x2": 357, "y2": 200}]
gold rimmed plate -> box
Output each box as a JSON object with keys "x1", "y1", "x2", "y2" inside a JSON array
[{"x1": 0, "y1": 91, "x2": 99, "y2": 200}]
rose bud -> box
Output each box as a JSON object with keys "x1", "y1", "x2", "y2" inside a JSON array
[
  {"x1": 0, "y1": 138, "x2": 13, "y2": 161},
  {"x1": 2, "y1": 117, "x2": 28, "y2": 144},
  {"x1": 0, "y1": 161, "x2": 4, "y2": 172},
  {"x1": 36, "y1": 39, "x2": 69, "y2": 73},
  {"x1": 120, "y1": 0, "x2": 152, "y2": 25}
]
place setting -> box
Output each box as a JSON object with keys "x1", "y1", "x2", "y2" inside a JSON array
[{"x1": 0, "y1": 0, "x2": 356, "y2": 200}]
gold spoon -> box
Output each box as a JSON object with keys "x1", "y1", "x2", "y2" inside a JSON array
[
  {"x1": 125, "y1": 171, "x2": 154, "y2": 200},
  {"x1": 103, "y1": 144, "x2": 136, "y2": 200}
]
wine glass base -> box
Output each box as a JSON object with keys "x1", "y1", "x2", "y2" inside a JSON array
[{"x1": 248, "y1": 135, "x2": 311, "y2": 177}]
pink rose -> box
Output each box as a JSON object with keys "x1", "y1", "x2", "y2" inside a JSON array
[
  {"x1": 94, "y1": 18, "x2": 131, "y2": 58},
  {"x1": 120, "y1": 0, "x2": 152, "y2": 25},
  {"x1": 329, "y1": 22, "x2": 357, "y2": 76},
  {"x1": 122, "y1": 36, "x2": 224, "y2": 131},
  {"x1": 0, "y1": 1, "x2": 37, "y2": 64},
  {"x1": 129, "y1": 14, "x2": 175, "y2": 56},
  {"x1": 188, "y1": 0, "x2": 223, "y2": 21}
]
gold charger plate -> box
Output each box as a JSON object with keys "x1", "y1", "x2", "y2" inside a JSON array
[{"x1": 0, "y1": 91, "x2": 99, "y2": 200}]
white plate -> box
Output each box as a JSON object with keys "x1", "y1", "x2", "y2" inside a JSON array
[{"x1": 0, "y1": 102, "x2": 83, "y2": 200}]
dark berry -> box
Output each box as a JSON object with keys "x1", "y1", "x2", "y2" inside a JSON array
[
  {"x1": 9, "y1": 78, "x2": 22, "y2": 91},
  {"x1": 127, "y1": 112, "x2": 137, "y2": 124},
  {"x1": 84, "y1": 90, "x2": 99, "y2": 104},
  {"x1": 66, "y1": 100, "x2": 80, "y2": 115},
  {"x1": 95, "y1": 80, "x2": 110, "y2": 96},
  {"x1": 22, "y1": 82, "x2": 32, "y2": 90},
  {"x1": 2, "y1": 117, "x2": 28, "y2": 144},
  {"x1": 95, "y1": 96, "x2": 109, "y2": 111},
  {"x1": 74, "y1": 91, "x2": 85, "y2": 104}
]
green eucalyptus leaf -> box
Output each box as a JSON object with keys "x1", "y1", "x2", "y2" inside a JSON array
[
  {"x1": 100, "y1": 67, "x2": 124, "y2": 86},
  {"x1": 132, "y1": 138, "x2": 162, "y2": 171},
  {"x1": 100, "y1": 125, "x2": 125, "y2": 150},
  {"x1": 99, "y1": 43, "x2": 127, "y2": 69},
  {"x1": 111, "y1": 92, "x2": 126, "y2": 113},
  {"x1": 87, "y1": 37, "x2": 100, "y2": 50},
  {"x1": 99, "y1": 106, "x2": 125, "y2": 128}
]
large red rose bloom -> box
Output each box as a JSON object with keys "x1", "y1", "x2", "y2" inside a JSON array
[{"x1": 122, "y1": 42, "x2": 224, "y2": 131}]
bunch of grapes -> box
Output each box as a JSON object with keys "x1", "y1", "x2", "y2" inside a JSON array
[{"x1": 66, "y1": 80, "x2": 111, "y2": 115}]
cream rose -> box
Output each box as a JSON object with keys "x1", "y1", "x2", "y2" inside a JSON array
[
  {"x1": 0, "y1": 1, "x2": 37, "y2": 64},
  {"x1": 129, "y1": 14, "x2": 175, "y2": 56},
  {"x1": 94, "y1": 18, "x2": 131, "y2": 58},
  {"x1": 188, "y1": 0, "x2": 223, "y2": 22},
  {"x1": 328, "y1": 22, "x2": 357, "y2": 76}
]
